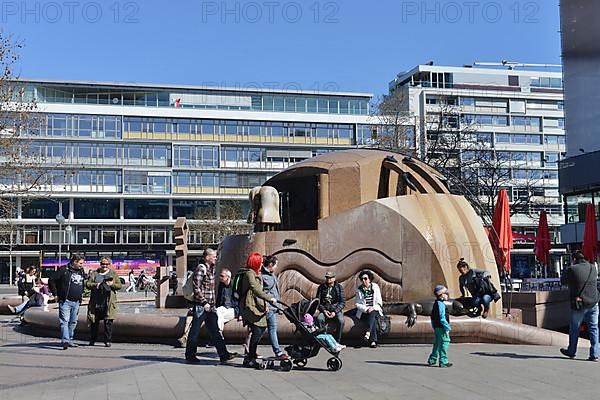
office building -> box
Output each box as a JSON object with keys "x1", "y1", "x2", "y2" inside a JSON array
[{"x1": 0, "y1": 79, "x2": 373, "y2": 282}]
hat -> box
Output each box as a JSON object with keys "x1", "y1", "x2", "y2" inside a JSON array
[
  {"x1": 325, "y1": 271, "x2": 336, "y2": 278},
  {"x1": 433, "y1": 284, "x2": 448, "y2": 296},
  {"x1": 303, "y1": 313, "x2": 314, "y2": 325}
]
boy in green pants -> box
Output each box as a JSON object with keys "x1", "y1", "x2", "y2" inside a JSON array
[{"x1": 427, "y1": 284, "x2": 453, "y2": 368}]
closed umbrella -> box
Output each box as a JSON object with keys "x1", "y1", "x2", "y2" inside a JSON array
[
  {"x1": 534, "y1": 211, "x2": 551, "y2": 277},
  {"x1": 490, "y1": 189, "x2": 513, "y2": 274},
  {"x1": 582, "y1": 203, "x2": 598, "y2": 263}
]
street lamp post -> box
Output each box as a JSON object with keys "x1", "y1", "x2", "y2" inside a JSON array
[{"x1": 55, "y1": 202, "x2": 66, "y2": 268}]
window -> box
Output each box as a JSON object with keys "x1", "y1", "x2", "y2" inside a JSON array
[
  {"x1": 22, "y1": 199, "x2": 69, "y2": 219},
  {"x1": 151, "y1": 231, "x2": 166, "y2": 244},
  {"x1": 126, "y1": 230, "x2": 142, "y2": 244},
  {"x1": 173, "y1": 200, "x2": 216, "y2": 219},
  {"x1": 496, "y1": 133, "x2": 510, "y2": 143},
  {"x1": 459, "y1": 97, "x2": 474, "y2": 106},
  {"x1": 74, "y1": 199, "x2": 120, "y2": 219},
  {"x1": 124, "y1": 199, "x2": 169, "y2": 219}
]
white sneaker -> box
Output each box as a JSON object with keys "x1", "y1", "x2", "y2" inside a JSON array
[{"x1": 364, "y1": 331, "x2": 370, "y2": 341}]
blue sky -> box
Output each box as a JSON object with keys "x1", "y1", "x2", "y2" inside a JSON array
[{"x1": 4, "y1": 0, "x2": 561, "y2": 97}]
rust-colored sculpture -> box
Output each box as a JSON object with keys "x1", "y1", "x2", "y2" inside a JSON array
[{"x1": 219, "y1": 149, "x2": 502, "y2": 319}]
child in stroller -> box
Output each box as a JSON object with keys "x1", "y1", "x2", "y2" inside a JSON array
[
  {"x1": 278, "y1": 298, "x2": 343, "y2": 371},
  {"x1": 301, "y1": 313, "x2": 345, "y2": 353}
]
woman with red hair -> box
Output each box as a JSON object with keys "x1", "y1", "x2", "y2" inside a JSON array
[{"x1": 238, "y1": 252, "x2": 277, "y2": 368}]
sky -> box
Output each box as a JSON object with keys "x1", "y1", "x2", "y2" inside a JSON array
[{"x1": 3, "y1": 0, "x2": 562, "y2": 97}]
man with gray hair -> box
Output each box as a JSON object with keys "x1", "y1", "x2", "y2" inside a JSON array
[{"x1": 215, "y1": 267, "x2": 239, "y2": 333}]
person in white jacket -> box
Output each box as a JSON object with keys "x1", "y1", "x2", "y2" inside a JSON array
[{"x1": 355, "y1": 269, "x2": 383, "y2": 348}]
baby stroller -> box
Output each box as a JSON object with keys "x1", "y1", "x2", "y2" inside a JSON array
[{"x1": 270, "y1": 298, "x2": 343, "y2": 371}]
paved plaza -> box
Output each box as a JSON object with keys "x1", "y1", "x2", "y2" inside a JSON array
[{"x1": 0, "y1": 312, "x2": 598, "y2": 400}]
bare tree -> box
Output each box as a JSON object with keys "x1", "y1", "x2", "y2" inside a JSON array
[
  {"x1": 0, "y1": 33, "x2": 47, "y2": 284},
  {"x1": 371, "y1": 88, "x2": 417, "y2": 155},
  {"x1": 374, "y1": 93, "x2": 555, "y2": 225},
  {"x1": 189, "y1": 200, "x2": 251, "y2": 246}
]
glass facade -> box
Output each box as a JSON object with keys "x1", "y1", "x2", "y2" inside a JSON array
[
  {"x1": 124, "y1": 199, "x2": 169, "y2": 219},
  {"x1": 74, "y1": 199, "x2": 120, "y2": 219},
  {"x1": 28, "y1": 83, "x2": 369, "y2": 115},
  {"x1": 21, "y1": 199, "x2": 69, "y2": 219},
  {"x1": 173, "y1": 200, "x2": 217, "y2": 219},
  {"x1": 0, "y1": 79, "x2": 372, "y2": 275}
]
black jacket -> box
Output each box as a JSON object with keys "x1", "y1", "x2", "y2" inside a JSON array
[
  {"x1": 561, "y1": 261, "x2": 599, "y2": 309},
  {"x1": 315, "y1": 282, "x2": 345, "y2": 314},
  {"x1": 216, "y1": 281, "x2": 239, "y2": 316},
  {"x1": 459, "y1": 268, "x2": 491, "y2": 297},
  {"x1": 49, "y1": 265, "x2": 86, "y2": 302}
]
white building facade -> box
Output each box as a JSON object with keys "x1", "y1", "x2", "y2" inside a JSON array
[
  {"x1": 390, "y1": 65, "x2": 565, "y2": 232},
  {"x1": 0, "y1": 80, "x2": 374, "y2": 282}
]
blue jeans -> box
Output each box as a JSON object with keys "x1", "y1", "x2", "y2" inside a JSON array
[
  {"x1": 58, "y1": 300, "x2": 80, "y2": 344},
  {"x1": 316, "y1": 311, "x2": 345, "y2": 343},
  {"x1": 360, "y1": 311, "x2": 378, "y2": 343},
  {"x1": 473, "y1": 294, "x2": 492, "y2": 312},
  {"x1": 266, "y1": 309, "x2": 282, "y2": 355},
  {"x1": 567, "y1": 303, "x2": 599, "y2": 359},
  {"x1": 185, "y1": 305, "x2": 228, "y2": 360},
  {"x1": 316, "y1": 333, "x2": 339, "y2": 352}
]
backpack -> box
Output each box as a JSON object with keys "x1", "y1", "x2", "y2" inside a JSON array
[
  {"x1": 182, "y1": 264, "x2": 207, "y2": 302},
  {"x1": 231, "y1": 270, "x2": 245, "y2": 302}
]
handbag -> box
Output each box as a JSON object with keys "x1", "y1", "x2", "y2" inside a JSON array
[{"x1": 376, "y1": 313, "x2": 391, "y2": 337}]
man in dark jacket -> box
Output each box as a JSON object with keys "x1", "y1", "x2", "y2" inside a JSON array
[
  {"x1": 315, "y1": 271, "x2": 345, "y2": 343},
  {"x1": 49, "y1": 253, "x2": 86, "y2": 350},
  {"x1": 215, "y1": 268, "x2": 239, "y2": 332},
  {"x1": 560, "y1": 251, "x2": 599, "y2": 361}
]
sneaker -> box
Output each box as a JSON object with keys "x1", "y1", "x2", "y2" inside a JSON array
[
  {"x1": 68, "y1": 343, "x2": 78, "y2": 348},
  {"x1": 105, "y1": 342, "x2": 112, "y2": 348},
  {"x1": 275, "y1": 353, "x2": 289, "y2": 360},
  {"x1": 7, "y1": 305, "x2": 16, "y2": 314},
  {"x1": 440, "y1": 363, "x2": 453, "y2": 368},
  {"x1": 588, "y1": 356, "x2": 598, "y2": 362},
  {"x1": 560, "y1": 348, "x2": 575, "y2": 359},
  {"x1": 370, "y1": 341, "x2": 377, "y2": 348},
  {"x1": 427, "y1": 362, "x2": 437, "y2": 367},
  {"x1": 61, "y1": 343, "x2": 69, "y2": 350}
]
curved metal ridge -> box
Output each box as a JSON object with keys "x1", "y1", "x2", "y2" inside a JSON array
[
  {"x1": 271, "y1": 247, "x2": 403, "y2": 267},
  {"x1": 272, "y1": 250, "x2": 402, "y2": 285}
]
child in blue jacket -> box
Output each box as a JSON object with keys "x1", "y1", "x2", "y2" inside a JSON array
[{"x1": 427, "y1": 284, "x2": 453, "y2": 367}]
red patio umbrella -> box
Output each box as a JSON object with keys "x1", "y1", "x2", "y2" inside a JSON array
[
  {"x1": 582, "y1": 203, "x2": 598, "y2": 263},
  {"x1": 534, "y1": 211, "x2": 551, "y2": 277},
  {"x1": 490, "y1": 189, "x2": 513, "y2": 274}
]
